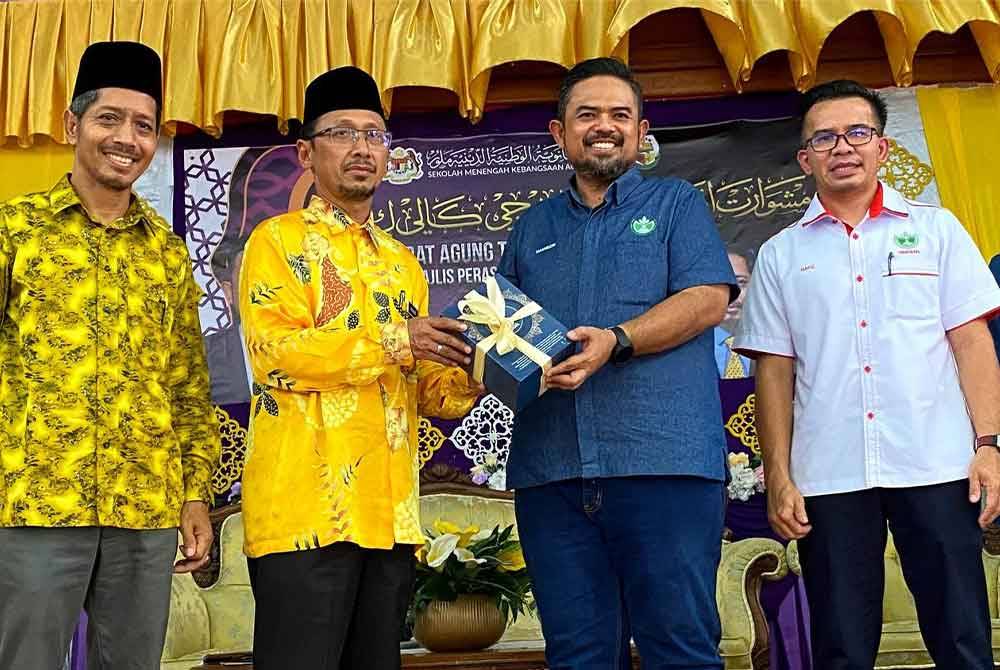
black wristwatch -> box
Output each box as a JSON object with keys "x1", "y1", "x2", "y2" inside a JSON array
[
  {"x1": 609, "y1": 326, "x2": 634, "y2": 365},
  {"x1": 975, "y1": 435, "x2": 1000, "y2": 453}
]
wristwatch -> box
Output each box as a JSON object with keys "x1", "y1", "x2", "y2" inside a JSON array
[
  {"x1": 975, "y1": 435, "x2": 1000, "y2": 453},
  {"x1": 609, "y1": 326, "x2": 634, "y2": 365}
]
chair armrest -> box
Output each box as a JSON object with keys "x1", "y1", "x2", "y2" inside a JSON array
[
  {"x1": 786, "y1": 540, "x2": 801, "y2": 577},
  {"x1": 718, "y1": 537, "x2": 788, "y2": 670}
]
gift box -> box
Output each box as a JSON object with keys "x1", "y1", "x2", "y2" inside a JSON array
[{"x1": 441, "y1": 274, "x2": 574, "y2": 412}]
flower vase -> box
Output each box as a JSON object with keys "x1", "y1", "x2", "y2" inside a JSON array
[{"x1": 413, "y1": 594, "x2": 507, "y2": 652}]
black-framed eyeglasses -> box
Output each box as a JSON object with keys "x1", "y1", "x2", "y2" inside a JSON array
[
  {"x1": 310, "y1": 126, "x2": 392, "y2": 149},
  {"x1": 804, "y1": 126, "x2": 879, "y2": 153}
]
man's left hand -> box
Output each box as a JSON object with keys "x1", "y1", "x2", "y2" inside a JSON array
[
  {"x1": 544, "y1": 326, "x2": 617, "y2": 391},
  {"x1": 969, "y1": 447, "x2": 1000, "y2": 528},
  {"x1": 174, "y1": 501, "x2": 213, "y2": 573}
]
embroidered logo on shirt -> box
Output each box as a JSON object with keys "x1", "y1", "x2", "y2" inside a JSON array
[
  {"x1": 894, "y1": 232, "x2": 919, "y2": 249},
  {"x1": 800, "y1": 264, "x2": 816, "y2": 272},
  {"x1": 630, "y1": 216, "x2": 656, "y2": 236}
]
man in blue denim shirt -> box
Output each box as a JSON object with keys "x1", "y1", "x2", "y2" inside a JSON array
[{"x1": 497, "y1": 58, "x2": 737, "y2": 669}]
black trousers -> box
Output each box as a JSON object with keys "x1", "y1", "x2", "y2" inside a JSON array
[
  {"x1": 247, "y1": 542, "x2": 416, "y2": 670},
  {"x1": 798, "y1": 480, "x2": 992, "y2": 670}
]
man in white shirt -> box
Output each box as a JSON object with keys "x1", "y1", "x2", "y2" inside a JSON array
[{"x1": 735, "y1": 80, "x2": 1000, "y2": 669}]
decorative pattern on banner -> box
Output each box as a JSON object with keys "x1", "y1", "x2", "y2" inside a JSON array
[
  {"x1": 212, "y1": 406, "x2": 248, "y2": 495},
  {"x1": 183, "y1": 148, "x2": 242, "y2": 334},
  {"x1": 725, "y1": 394, "x2": 760, "y2": 456},
  {"x1": 881, "y1": 88, "x2": 940, "y2": 204},
  {"x1": 417, "y1": 418, "x2": 447, "y2": 467},
  {"x1": 882, "y1": 140, "x2": 934, "y2": 199},
  {"x1": 448, "y1": 394, "x2": 514, "y2": 489}
]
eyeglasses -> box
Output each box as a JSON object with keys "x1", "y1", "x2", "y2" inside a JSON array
[
  {"x1": 310, "y1": 126, "x2": 392, "y2": 149},
  {"x1": 804, "y1": 126, "x2": 879, "y2": 153}
]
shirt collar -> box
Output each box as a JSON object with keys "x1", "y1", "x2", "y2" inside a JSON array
[
  {"x1": 567, "y1": 165, "x2": 644, "y2": 209},
  {"x1": 303, "y1": 195, "x2": 381, "y2": 249},
  {"x1": 48, "y1": 174, "x2": 152, "y2": 230},
  {"x1": 801, "y1": 181, "x2": 909, "y2": 227}
]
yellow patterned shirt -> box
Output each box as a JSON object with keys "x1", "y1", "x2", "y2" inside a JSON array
[
  {"x1": 0, "y1": 176, "x2": 220, "y2": 529},
  {"x1": 239, "y1": 196, "x2": 478, "y2": 558}
]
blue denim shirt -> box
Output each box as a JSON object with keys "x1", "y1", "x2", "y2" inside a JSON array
[{"x1": 497, "y1": 166, "x2": 737, "y2": 489}]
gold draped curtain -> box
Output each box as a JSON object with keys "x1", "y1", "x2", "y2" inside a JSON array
[{"x1": 5, "y1": 0, "x2": 1000, "y2": 145}]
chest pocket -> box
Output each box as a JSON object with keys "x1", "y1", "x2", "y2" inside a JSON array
[
  {"x1": 604, "y1": 240, "x2": 667, "y2": 312},
  {"x1": 880, "y1": 257, "x2": 940, "y2": 320}
]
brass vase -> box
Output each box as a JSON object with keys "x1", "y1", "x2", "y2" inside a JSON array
[{"x1": 413, "y1": 594, "x2": 508, "y2": 652}]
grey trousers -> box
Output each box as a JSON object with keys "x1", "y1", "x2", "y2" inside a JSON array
[{"x1": 0, "y1": 526, "x2": 177, "y2": 670}]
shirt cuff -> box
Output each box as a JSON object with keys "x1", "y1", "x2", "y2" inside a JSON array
[
  {"x1": 381, "y1": 321, "x2": 414, "y2": 367},
  {"x1": 732, "y1": 333, "x2": 795, "y2": 359},
  {"x1": 942, "y1": 287, "x2": 1000, "y2": 332},
  {"x1": 184, "y1": 470, "x2": 215, "y2": 505}
]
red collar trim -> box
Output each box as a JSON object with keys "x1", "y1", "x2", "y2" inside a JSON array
[{"x1": 802, "y1": 183, "x2": 908, "y2": 227}]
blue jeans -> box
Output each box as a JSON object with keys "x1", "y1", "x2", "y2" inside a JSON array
[{"x1": 515, "y1": 476, "x2": 724, "y2": 670}]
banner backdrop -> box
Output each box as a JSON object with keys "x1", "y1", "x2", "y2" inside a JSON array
[{"x1": 177, "y1": 95, "x2": 939, "y2": 503}]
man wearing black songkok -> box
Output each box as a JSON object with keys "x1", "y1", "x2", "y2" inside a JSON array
[
  {"x1": 239, "y1": 65, "x2": 481, "y2": 670},
  {"x1": 0, "y1": 41, "x2": 220, "y2": 669}
]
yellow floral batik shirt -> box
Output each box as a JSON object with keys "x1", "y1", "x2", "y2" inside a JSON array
[
  {"x1": 0, "y1": 176, "x2": 221, "y2": 529},
  {"x1": 239, "y1": 196, "x2": 479, "y2": 558}
]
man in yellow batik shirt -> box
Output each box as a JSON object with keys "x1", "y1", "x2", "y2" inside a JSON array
[
  {"x1": 239, "y1": 66, "x2": 482, "y2": 670},
  {"x1": 0, "y1": 42, "x2": 220, "y2": 670}
]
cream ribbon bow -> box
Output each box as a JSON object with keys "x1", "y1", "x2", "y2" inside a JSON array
[{"x1": 457, "y1": 277, "x2": 553, "y2": 394}]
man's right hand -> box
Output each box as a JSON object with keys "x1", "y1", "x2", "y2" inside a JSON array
[
  {"x1": 767, "y1": 477, "x2": 812, "y2": 540},
  {"x1": 407, "y1": 317, "x2": 473, "y2": 367}
]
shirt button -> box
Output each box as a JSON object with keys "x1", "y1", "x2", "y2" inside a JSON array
[
  {"x1": 852, "y1": 233, "x2": 860, "y2": 240},
  {"x1": 103, "y1": 265, "x2": 111, "y2": 272},
  {"x1": 860, "y1": 320, "x2": 868, "y2": 328},
  {"x1": 103, "y1": 395, "x2": 113, "y2": 403},
  {"x1": 102, "y1": 306, "x2": 111, "y2": 315},
  {"x1": 864, "y1": 365, "x2": 872, "y2": 373},
  {"x1": 867, "y1": 412, "x2": 875, "y2": 420},
  {"x1": 856, "y1": 275, "x2": 864, "y2": 283}
]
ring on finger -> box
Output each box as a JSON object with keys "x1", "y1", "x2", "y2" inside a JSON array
[{"x1": 436, "y1": 343, "x2": 442, "y2": 353}]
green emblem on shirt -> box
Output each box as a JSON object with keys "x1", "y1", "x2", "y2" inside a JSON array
[
  {"x1": 631, "y1": 216, "x2": 656, "y2": 236},
  {"x1": 894, "y1": 231, "x2": 919, "y2": 248}
]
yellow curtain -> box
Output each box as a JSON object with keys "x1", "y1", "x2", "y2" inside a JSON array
[
  {"x1": 917, "y1": 86, "x2": 1000, "y2": 261},
  {"x1": 0, "y1": 140, "x2": 73, "y2": 201},
  {"x1": 3, "y1": 0, "x2": 1000, "y2": 144}
]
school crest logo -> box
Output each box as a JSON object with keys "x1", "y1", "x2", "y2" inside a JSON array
[
  {"x1": 383, "y1": 146, "x2": 424, "y2": 185},
  {"x1": 636, "y1": 134, "x2": 660, "y2": 170},
  {"x1": 894, "y1": 231, "x2": 919, "y2": 248}
]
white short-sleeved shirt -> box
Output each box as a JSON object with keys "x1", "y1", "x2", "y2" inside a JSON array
[{"x1": 734, "y1": 182, "x2": 1000, "y2": 496}]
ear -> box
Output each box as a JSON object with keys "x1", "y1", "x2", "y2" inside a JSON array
[
  {"x1": 296, "y1": 139, "x2": 313, "y2": 170},
  {"x1": 65, "y1": 109, "x2": 80, "y2": 146},
  {"x1": 548, "y1": 119, "x2": 565, "y2": 148},
  {"x1": 875, "y1": 135, "x2": 890, "y2": 164},
  {"x1": 796, "y1": 148, "x2": 812, "y2": 176},
  {"x1": 638, "y1": 118, "x2": 650, "y2": 138}
]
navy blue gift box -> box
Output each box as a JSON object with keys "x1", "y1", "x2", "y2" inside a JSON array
[{"x1": 441, "y1": 274, "x2": 574, "y2": 412}]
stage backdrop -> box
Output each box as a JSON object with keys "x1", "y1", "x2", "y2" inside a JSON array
[{"x1": 175, "y1": 92, "x2": 939, "y2": 504}]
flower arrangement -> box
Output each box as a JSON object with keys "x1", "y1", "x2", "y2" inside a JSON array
[
  {"x1": 727, "y1": 452, "x2": 765, "y2": 501},
  {"x1": 413, "y1": 519, "x2": 533, "y2": 624},
  {"x1": 470, "y1": 453, "x2": 506, "y2": 490}
]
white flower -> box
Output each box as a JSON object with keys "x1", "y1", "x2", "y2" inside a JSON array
[
  {"x1": 454, "y1": 547, "x2": 487, "y2": 566},
  {"x1": 727, "y1": 462, "x2": 764, "y2": 501},
  {"x1": 484, "y1": 452, "x2": 499, "y2": 467},
  {"x1": 425, "y1": 533, "x2": 460, "y2": 570},
  {"x1": 487, "y1": 469, "x2": 506, "y2": 491}
]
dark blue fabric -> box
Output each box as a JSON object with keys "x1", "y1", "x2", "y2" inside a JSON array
[
  {"x1": 515, "y1": 476, "x2": 725, "y2": 669},
  {"x1": 497, "y1": 166, "x2": 736, "y2": 489}
]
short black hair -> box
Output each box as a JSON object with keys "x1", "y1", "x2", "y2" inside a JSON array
[
  {"x1": 800, "y1": 80, "x2": 887, "y2": 138},
  {"x1": 557, "y1": 57, "x2": 643, "y2": 122},
  {"x1": 68, "y1": 88, "x2": 162, "y2": 129}
]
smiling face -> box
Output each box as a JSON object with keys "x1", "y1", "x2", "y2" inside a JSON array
[
  {"x1": 797, "y1": 96, "x2": 889, "y2": 198},
  {"x1": 549, "y1": 75, "x2": 649, "y2": 184},
  {"x1": 296, "y1": 109, "x2": 389, "y2": 204},
  {"x1": 65, "y1": 87, "x2": 159, "y2": 193}
]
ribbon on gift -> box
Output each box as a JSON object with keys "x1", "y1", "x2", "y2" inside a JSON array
[{"x1": 457, "y1": 276, "x2": 553, "y2": 396}]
